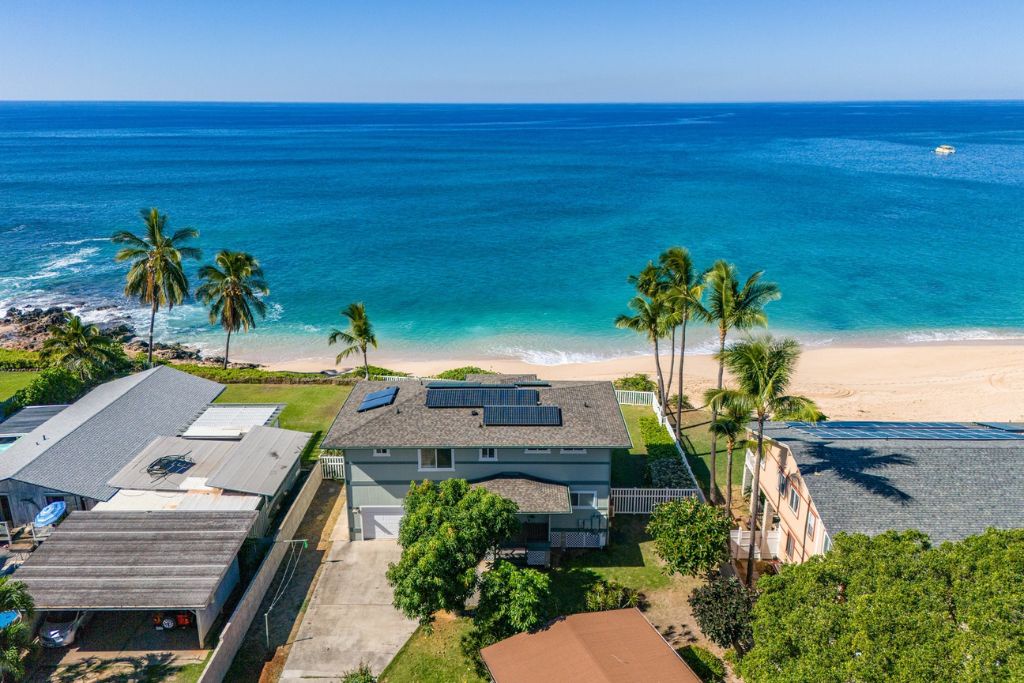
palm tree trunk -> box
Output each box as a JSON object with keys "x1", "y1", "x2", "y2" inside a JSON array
[
  {"x1": 708, "y1": 328, "x2": 727, "y2": 504},
  {"x1": 362, "y1": 346, "x2": 369, "y2": 380},
  {"x1": 147, "y1": 302, "x2": 158, "y2": 367},
  {"x1": 745, "y1": 418, "x2": 766, "y2": 585},
  {"x1": 726, "y1": 438, "x2": 734, "y2": 514},
  {"x1": 652, "y1": 337, "x2": 666, "y2": 408},
  {"x1": 223, "y1": 328, "x2": 232, "y2": 370},
  {"x1": 664, "y1": 326, "x2": 676, "y2": 400},
  {"x1": 675, "y1": 317, "x2": 687, "y2": 441}
]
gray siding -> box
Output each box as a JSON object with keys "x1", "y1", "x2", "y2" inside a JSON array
[{"x1": 0, "y1": 479, "x2": 94, "y2": 527}]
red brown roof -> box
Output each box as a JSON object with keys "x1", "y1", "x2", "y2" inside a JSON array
[{"x1": 480, "y1": 608, "x2": 702, "y2": 683}]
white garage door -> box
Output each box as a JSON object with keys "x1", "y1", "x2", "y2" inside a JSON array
[{"x1": 361, "y1": 507, "x2": 403, "y2": 540}]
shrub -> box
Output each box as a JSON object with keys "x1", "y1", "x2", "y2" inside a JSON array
[
  {"x1": 171, "y1": 364, "x2": 357, "y2": 385},
  {"x1": 0, "y1": 348, "x2": 44, "y2": 371},
  {"x1": 614, "y1": 373, "x2": 656, "y2": 392},
  {"x1": 584, "y1": 579, "x2": 647, "y2": 612},
  {"x1": 689, "y1": 575, "x2": 756, "y2": 653},
  {"x1": 666, "y1": 392, "x2": 693, "y2": 410},
  {"x1": 648, "y1": 457, "x2": 693, "y2": 488},
  {"x1": 350, "y1": 365, "x2": 409, "y2": 379},
  {"x1": 4, "y1": 367, "x2": 85, "y2": 416},
  {"x1": 646, "y1": 498, "x2": 731, "y2": 577},
  {"x1": 434, "y1": 366, "x2": 495, "y2": 380},
  {"x1": 340, "y1": 663, "x2": 376, "y2": 683},
  {"x1": 678, "y1": 645, "x2": 726, "y2": 683},
  {"x1": 638, "y1": 415, "x2": 680, "y2": 476}
]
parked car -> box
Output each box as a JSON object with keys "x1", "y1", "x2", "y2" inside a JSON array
[
  {"x1": 152, "y1": 611, "x2": 193, "y2": 630},
  {"x1": 39, "y1": 610, "x2": 90, "y2": 648}
]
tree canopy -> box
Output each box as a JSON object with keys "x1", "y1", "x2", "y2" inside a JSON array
[
  {"x1": 739, "y1": 529, "x2": 1024, "y2": 683},
  {"x1": 646, "y1": 498, "x2": 731, "y2": 577}
]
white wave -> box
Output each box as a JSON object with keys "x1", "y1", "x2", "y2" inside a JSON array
[
  {"x1": 901, "y1": 329, "x2": 1024, "y2": 344},
  {"x1": 265, "y1": 302, "x2": 284, "y2": 322},
  {"x1": 492, "y1": 346, "x2": 648, "y2": 366},
  {"x1": 45, "y1": 237, "x2": 110, "y2": 247}
]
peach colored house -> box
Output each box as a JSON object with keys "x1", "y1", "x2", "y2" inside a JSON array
[{"x1": 733, "y1": 421, "x2": 1024, "y2": 567}]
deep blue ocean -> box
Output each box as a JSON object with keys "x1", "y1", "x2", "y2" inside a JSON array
[{"x1": 1, "y1": 101, "x2": 1022, "y2": 365}]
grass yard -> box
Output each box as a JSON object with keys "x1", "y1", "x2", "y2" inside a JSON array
[
  {"x1": 380, "y1": 616, "x2": 485, "y2": 683},
  {"x1": 0, "y1": 371, "x2": 38, "y2": 402},
  {"x1": 214, "y1": 383, "x2": 351, "y2": 447},
  {"x1": 675, "y1": 409, "x2": 745, "y2": 506},
  {"x1": 611, "y1": 404, "x2": 655, "y2": 486}
]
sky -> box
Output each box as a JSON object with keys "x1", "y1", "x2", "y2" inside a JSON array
[{"x1": 1, "y1": 0, "x2": 1022, "y2": 103}]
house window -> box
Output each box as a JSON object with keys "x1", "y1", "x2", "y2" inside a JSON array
[
  {"x1": 785, "y1": 532, "x2": 795, "y2": 557},
  {"x1": 44, "y1": 495, "x2": 66, "y2": 506},
  {"x1": 524, "y1": 448, "x2": 551, "y2": 455},
  {"x1": 806, "y1": 513, "x2": 817, "y2": 540},
  {"x1": 560, "y1": 448, "x2": 587, "y2": 455},
  {"x1": 418, "y1": 448, "x2": 454, "y2": 471},
  {"x1": 823, "y1": 534, "x2": 833, "y2": 553},
  {"x1": 788, "y1": 487, "x2": 801, "y2": 514},
  {"x1": 570, "y1": 491, "x2": 597, "y2": 508},
  {"x1": 373, "y1": 448, "x2": 390, "y2": 457},
  {"x1": 479, "y1": 448, "x2": 498, "y2": 462},
  {"x1": 777, "y1": 471, "x2": 788, "y2": 495}
]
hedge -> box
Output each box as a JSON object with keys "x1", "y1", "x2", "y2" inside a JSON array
[
  {"x1": 649, "y1": 457, "x2": 694, "y2": 488},
  {"x1": 639, "y1": 415, "x2": 695, "y2": 487},
  {"x1": 433, "y1": 366, "x2": 496, "y2": 381},
  {"x1": 3, "y1": 367, "x2": 86, "y2": 417},
  {"x1": 0, "y1": 348, "x2": 44, "y2": 371},
  {"x1": 169, "y1": 363, "x2": 410, "y2": 385},
  {"x1": 613, "y1": 373, "x2": 656, "y2": 392}
]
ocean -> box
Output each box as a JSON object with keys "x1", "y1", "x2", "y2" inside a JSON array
[{"x1": 1, "y1": 101, "x2": 1023, "y2": 365}]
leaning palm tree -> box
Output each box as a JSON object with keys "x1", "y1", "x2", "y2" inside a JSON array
[
  {"x1": 40, "y1": 314, "x2": 123, "y2": 381},
  {"x1": 701, "y1": 260, "x2": 779, "y2": 503},
  {"x1": 195, "y1": 251, "x2": 269, "y2": 369},
  {"x1": 112, "y1": 208, "x2": 200, "y2": 366},
  {"x1": 0, "y1": 577, "x2": 34, "y2": 682},
  {"x1": 626, "y1": 263, "x2": 677, "y2": 408},
  {"x1": 615, "y1": 295, "x2": 671, "y2": 407},
  {"x1": 703, "y1": 392, "x2": 752, "y2": 515},
  {"x1": 707, "y1": 335, "x2": 821, "y2": 584},
  {"x1": 660, "y1": 247, "x2": 706, "y2": 439},
  {"x1": 329, "y1": 303, "x2": 377, "y2": 379}
]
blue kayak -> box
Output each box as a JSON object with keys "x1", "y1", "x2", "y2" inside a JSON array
[{"x1": 34, "y1": 501, "x2": 66, "y2": 527}]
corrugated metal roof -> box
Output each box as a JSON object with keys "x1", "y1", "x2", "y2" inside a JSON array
[
  {"x1": 181, "y1": 403, "x2": 283, "y2": 439},
  {"x1": 0, "y1": 405, "x2": 70, "y2": 436},
  {"x1": 107, "y1": 437, "x2": 238, "y2": 492},
  {"x1": 1, "y1": 366, "x2": 223, "y2": 501},
  {"x1": 205, "y1": 426, "x2": 311, "y2": 496},
  {"x1": 17, "y1": 510, "x2": 256, "y2": 610}
]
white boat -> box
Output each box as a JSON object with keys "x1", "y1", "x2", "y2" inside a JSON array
[{"x1": 934, "y1": 144, "x2": 956, "y2": 155}]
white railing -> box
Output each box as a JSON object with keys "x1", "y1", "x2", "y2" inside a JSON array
[
  {"x1": 614, "y1": 389, "x2": 655, "y2": 406},
  {"x1": 730, "y1": 528, "x2": 781, "y2": 560},
  {"x1": 374, "y1": 375, "x2": 422, "y2": 382},
  {"x1": 611, "y1": 487, "x2": 699, "y2": 514},
  {"x1": 320, "y1": 455, "x2": 346, "y2": 480}
]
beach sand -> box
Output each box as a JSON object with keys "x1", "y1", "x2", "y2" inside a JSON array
[{"x1": 264, "y1": 343, "x2": 1024, "y2": 422}]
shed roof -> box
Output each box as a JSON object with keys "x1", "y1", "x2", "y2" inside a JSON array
[
  {"x1": 107, "y1": 437, "x2": 238, "y2": 492},
  {"x1": 17, "y1": 510, "x2": 256, "y2": 610},
  {"x1": 181, "y1": 403, "x2": 283, "y2": 439},
  {"x1": 0, "y1": 366, "x2": 223, "y2": 501},
  {"x1": 471, "y1": 474, "x2": 571, "y2": 513},
  {"x1": 0, "y1": 405, "x2": 69, "y2": 436},
  {"x1": 205, "y1": 426, "x2": 311, "y2": 496},
  {"x1": 323, "y1": 378, "x2": 631, "y2": 449},
  {"x1": 481, "y1": 608, "x2": 700, "y2": 683}
]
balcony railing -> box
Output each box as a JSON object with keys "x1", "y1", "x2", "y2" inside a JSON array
[{"x1": 730, "y1": 528, "x2": 781, "y2": 561}]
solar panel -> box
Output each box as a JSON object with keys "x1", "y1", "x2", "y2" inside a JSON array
[
  {"x1": 425, "y1": 382, "x2": 482, "y2": 388},
  {"x1": 426, "y1": 388, "x2": 539, "y2": 408},
  {"x1": 514, "y1": 381, "x2": 551, "y2": 387},
  {"x1": 358, "y1": 386, "x2": 399, "y2": 412},
  {"x1": 483, "y1": 405, "x2": 562, "y2": 426}
]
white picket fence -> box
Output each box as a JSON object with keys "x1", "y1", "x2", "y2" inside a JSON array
[
  {"x1": 624, "y1": 390, "x2": 707, "y2": 503},
  {"x1": 614, "y1": 389, "x2": 655, "y2": 406},
  {"x1": 320, "y1": 455, "x2": 345, "y2": 479},
  {"x1": 611, "y1": 487, "x2": 699, "y2": 514}
]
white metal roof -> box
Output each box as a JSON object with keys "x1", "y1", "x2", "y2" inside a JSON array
[
  {"x1": 182, "y1": 404, "x2": 283, "y2": 439},
  {"x1": 92, "y1": 489, "x2": 261, "y2": 512}
]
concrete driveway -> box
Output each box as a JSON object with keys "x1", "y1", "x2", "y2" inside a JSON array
[{"x1": 281, "y1": 540, "x2": 416, "y2": 680}]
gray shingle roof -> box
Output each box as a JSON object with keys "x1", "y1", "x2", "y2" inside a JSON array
[
  {"x1": 764, "y1": 422, "x2": 1024, "y2": 543},
  {"x1": 0, "y1": 405, "x2": 69, "y2": 436},
  {"x1": 17, "y1": 510, "x2": 256, "y2": 610},
  {"x1": 471, "y1": 474, "x2": 572, "y2": 513},
  {"x1": 323, "y1": 379, "x2": 631, "y2": 449},
  {"x1": 1, "y1": 366, "x2": 223, "y2": 501}
]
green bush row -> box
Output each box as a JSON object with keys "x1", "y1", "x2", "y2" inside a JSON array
[
  {"x1": 649, "y1": 457, "x2": 693, "y2": 488},
  {"x1": 169, "y1": 364, "x2": 358, "y2": 385},
  {"x1": 0, "y1": 348, "x2": 44, "y2": 371},
  {"x1": 613, "y1": 373, "x2": 656, "y2": 392},
  {"x1": 432, "y1": 366, "x2": 496, "y2": 380},
  {"x1": 2, "y1": 367, "x2": 86, "y2": 417},
  {"x1": 678, "y1": 645, "x2": 727, "y2": 683},
  {"x1": 639, "y1": 415, "x2": 695, "y2": 487}
]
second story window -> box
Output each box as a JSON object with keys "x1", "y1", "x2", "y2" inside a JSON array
[
  {"x1": 419, "y1": 448, "x2": 454, "y2": 471},
  {"x1": 788, "y1": 486, "x2": 801, "y2": 514},
  {"x1": 570, "y1": 491, "x2": 597, "y2": 508},
  {"x1": 777, "y1": 471, "x2": 788, "y2": 495},
  {"x1": 373, "y1": 448, "x2": 390, "y2": 457},
  {"x1": 560, "y1": 448, "x2": 587, "y2": 454},
  {"x1": 785, "y1": 532, "x2": 795, "y2": 557},
  {"x1": 806, "y1": 513, "x2": 817, "y2": 540},
  {"x1": 524, "y1": 448, "x2": 551, "y2": 455},
  {"x1": 479, "y1": 448, "x2": 497, "y2": 462}
]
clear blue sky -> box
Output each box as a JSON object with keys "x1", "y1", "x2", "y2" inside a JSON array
[{"x1": 2, "y1": 0, "x2": 1022, "y2": 102}]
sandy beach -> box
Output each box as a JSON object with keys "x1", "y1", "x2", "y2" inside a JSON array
[{"x1": 265, "y1": 342, "x2": 1024, "y2": 422}]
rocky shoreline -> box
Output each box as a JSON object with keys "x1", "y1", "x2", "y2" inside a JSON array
[{"x1": 0, "y1": 306, "x2": 262, "y2": 369}]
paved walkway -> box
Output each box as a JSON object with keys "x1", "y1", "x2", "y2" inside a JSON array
[{"x1": 280, "y1": 521, "x2": 416, "y2": 680}]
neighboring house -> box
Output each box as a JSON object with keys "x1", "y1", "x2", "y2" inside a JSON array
[
  {"x1": 322, "y1": 375, "x2": 631, "y2": 552},
  {"x1": 736, "y1": 421, "x2": 1024, "y2": 564},
  {"x1": 480, "y1": 608, "x2": 701, "y2": 683}
]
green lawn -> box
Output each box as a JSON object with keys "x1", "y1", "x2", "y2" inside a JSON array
[
  {"x1": 0, "y1": 371, "x2": 38, "y2": 402},
  {"x1": 611, "y1": 404, "x2": 654, "y2": 486},
  {"x1": 675, "y1": 409, "x2": 744, "y2": 503},
  {"x1": 380, "y1": 617, "x2": 485, "y2": 683}
]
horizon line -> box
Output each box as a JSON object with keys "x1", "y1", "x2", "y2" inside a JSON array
[{"x1": 2, "y1": 98, "x2": 1023, "y2": 107}]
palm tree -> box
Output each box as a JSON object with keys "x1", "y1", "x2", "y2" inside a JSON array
[
  {"x1": 703, "y1": 392, "x2": 752, "y2": 515},
  {"x1": 329, "y1": 303, "x2": 377, "y2": 379},
  {"x1": 615, "y1": 295, "x2": 671, "y2": 407},
  {"x1": 195, "y1": 251, "x2": 269, "y2": 369},
  {"x1": 112, "y1": 208, "x2": 200, "y2": 366},
  {"x1": 707, "y1": 335, "x2": 820, "y2": 584},
  {"x1": 701, "y1": 260, "x2": 779, "y2": 504},
  {"x1": 659, "y1": 247, "x2": 706, "y2": 440},
  {"x1": 0, "y1": 577, "x2": 34, "y2": 682},
  {"x1": 40, "y1": 314, "x2": 123, "y2": 381}
]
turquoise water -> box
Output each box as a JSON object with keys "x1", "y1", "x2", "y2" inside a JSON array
[{"x1": 1, "y1": 101, "x2": 1023, "y2": 364}]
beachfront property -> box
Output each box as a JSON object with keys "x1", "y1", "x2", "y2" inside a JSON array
[
  {"x1": 322, "y1": 374, "x2": 631, "y2": 556},
  {"x1": 735, "y1": 421, "x2": 1024, "y2": 565}
]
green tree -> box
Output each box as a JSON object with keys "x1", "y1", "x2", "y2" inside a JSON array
[
  {"x1": 39, "y1": 314, "x2": 124, "y2": 382},
  {"x1": 462, "y1": 560, "x2": 550, "y2": 673},
  {"x1": 387, "y1": 480, "x2": 519, "y2": 627},
  {"x1": 701, "y1": 261, "x2": 778, "y2": 504},
  {"x1": 615, "y1": 294, "x2": 671, "y2": 407},
  {"x1": 739, "y1": 529, "x2": 1024, "y2": 683},
  {"x1": 195, "y1": 250, "x2": 269, "y2": 369},
  {"x1": 0, "y1": 577, "x2": 35, "y2": 682},
  {"x1": 708, "y1": 335, "x2": 820, "y2": 584},
  {"x1": 112, "y1": 208, "x2": 200, "y2": 366},
  {"x1": 646, "y1": 498, "x2": 731, "y2": 577},
  {"x1": 613, "y1": 373, "x2": 657, "y2": 392},
  {"x1": 703, "y1": 392, "x2": 752, "y2": 513},
  {"x1": 5, "y1": 367, "x2": 85, "y2": 417},
  {"x1": 659, "y1": 247, "x2": 706, "y2": 440},
  {"x1": 689, "y1": 575, "x2": 756, "y2": 654},
  {"x1": 328, "y1": 302, "x2": 377, "y2": 379}
]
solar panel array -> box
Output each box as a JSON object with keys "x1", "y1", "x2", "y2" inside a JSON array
[
  {"x1": 788, "y1": 421, "x2": 1024, "y2": 441},
  {"x1": 426, "y1": 388, "x2": 539, "y2": 408},
  {"x1": 358, "y1": 386, "x2": 399, "y2": 412},
  {"x1": 483, "y1": 405, "x2": 562, "y2": 426}
]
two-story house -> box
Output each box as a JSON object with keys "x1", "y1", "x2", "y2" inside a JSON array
[{"x1": 322, "y1": 375, "x2": 632, "y2": 552}]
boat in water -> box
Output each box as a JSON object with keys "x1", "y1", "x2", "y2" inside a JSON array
[{"x1": 934, "y1": 144, "x2": 956, "y2": 155}]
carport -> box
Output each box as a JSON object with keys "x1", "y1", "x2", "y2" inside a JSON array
[{"x1": 16, "y1": 510, "x2": 257, "y2": 646}]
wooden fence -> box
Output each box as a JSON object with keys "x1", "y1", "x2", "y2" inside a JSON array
[{"x1": 610, "y1": 487, "x2": 699, "y2": 514}]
